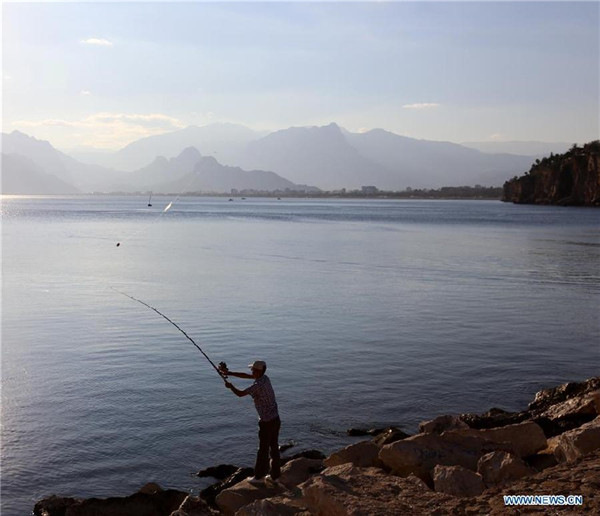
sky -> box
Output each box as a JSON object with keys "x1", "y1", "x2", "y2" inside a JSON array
[{"x1": 2, "y1": 1, "x2": 599, "y2": 152}]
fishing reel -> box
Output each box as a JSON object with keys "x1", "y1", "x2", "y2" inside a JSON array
[{"x1": 218, "y1": 361, "x2": 228, "y2": 375}]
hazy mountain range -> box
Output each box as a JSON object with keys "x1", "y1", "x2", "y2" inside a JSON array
[{"x1": 1, "y1": 122, "x2": 573, "y2": 195}]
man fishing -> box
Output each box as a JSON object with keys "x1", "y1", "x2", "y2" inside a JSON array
[
  {"x1": 113, "y1": 291, "x2": 282, "y2": 482},
  {"x1": 219, "y1": 360, "x2": 281, "y2": 484}
]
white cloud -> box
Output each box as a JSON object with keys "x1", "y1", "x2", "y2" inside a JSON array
[
  {"x1": 86, "y1": 112, "x2": 184, "y2": 129},
  {"x1": 402, "y1": 103, "x2": 440, "y2": 110},
  {"x1": 12, "y1": 112, "x2": 186, "y2": 149},
  {"x1": 80, "y1": 90, "x2": 92, "y2": 96},
  {"x1": 80, "y1": 38, "x2": 113, "y2": 47}
]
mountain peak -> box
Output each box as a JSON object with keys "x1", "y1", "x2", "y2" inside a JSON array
[
  {"x1": 10, "y1": 130, "x2": 30, "y2": 138},
  {"x1": 177, "y1": 146, "x2": 202, "y2": 160},
  {"x1": 6, "y1": 130, "x2": 54, "y2": 149},
  {"x1": 199, "y1": 155, "x2": 219, "y2": 166},
  {"x1": 152, "y1": 156, "x2": 169, "y2": 165}
]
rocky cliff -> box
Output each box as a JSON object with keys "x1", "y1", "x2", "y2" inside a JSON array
[{"x1": 502, "y1": 141, "x2": 600, "y2": 206}]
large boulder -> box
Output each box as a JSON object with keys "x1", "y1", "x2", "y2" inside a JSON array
[
  {"x1": 553, "y1": 416, "x2": 600, "y2": 463},
  {"x1": 323, "y1": 440, "x2": 381, "y2": 468},
  {"x1": 533, "y1": 390, "x2": 600, "y2": 437},
  {"x1": 379, "y1": 430, "x2": 509, "y2": 481},
  {"x1": 477, "y1": 451, "x2": 533, "y2": 487},
  {"x1": 538, "y1": 390, "x2": 600, "y2": 420},
  {"x1": 214, "y1": 478, "x2": 285, "y2": 516},
  {"x1": 432, "y1": 465, "x2": 484, "y2": 497},
  {"x1": 299, "y1": 463, "x2": 449, "y2": 516},
  {"x1": 466, "y1": 421, "x2": 547, "y2": 457},
  {"x1": 278, "y1": 457, "x2": 324, "y2": 489},
  {"x1": 419, "y1": 415, "x2": 469, "y2": 434}
]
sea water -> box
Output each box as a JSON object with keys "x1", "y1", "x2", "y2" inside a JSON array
[{"x1": 1, "y1": 196, "x2": 599, "y2": 514}]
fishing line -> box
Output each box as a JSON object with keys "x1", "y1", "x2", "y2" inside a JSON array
[
  {"x1": 109, "y1": 170, "x2": 233, "y2": 380},
  {"x1": 111, "y1": 287, "x2": 228, "y2": 382}
]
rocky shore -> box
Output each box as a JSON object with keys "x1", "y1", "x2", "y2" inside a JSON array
[{"x1": 35, "y1": 377, "x2": 600, "y2": 515}]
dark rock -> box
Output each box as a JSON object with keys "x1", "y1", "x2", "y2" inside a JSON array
[
  {"x1": 347, "y1": 427, "x2": 389, "y2": 437},
  {"x1": 34, "y1": 487, "x2": 188, "y2": 516},
  {"x1": 281, "y1": 449, "x2": 326, "y2": 464},
  {"x1": 197, "y1": 464, "x2": 239, "y2": 480},
  {"x1": 459, "y1": 408, "x2": 531, "y2": 430},
  {"x1": 347, "y1": 428, "x2": 371, "y2": 436},
  {"x1": 533, "y1": 413, "x2": 598, "y2": 438},
  {"x1": 372, "y1": 427, "x2": 411, "y2": 446},
  {"x1": 200, "y1": 467, "x2": 253, "y2": 508},
  {"x1": 524, "y1": 452, "x2": 558, "y2": 472},
  {"x1": 34, "y1": 494, "x2": 78, "y2": 516},
  {"x1": 419, "y1": 416, "x2": 468, "y2": 434},
  {"x1": 138, "y1": 482, "x2": 162, "y2": 494},
  {"x1": 279, "y1": 440, "x2": 296, "y2": 453}
]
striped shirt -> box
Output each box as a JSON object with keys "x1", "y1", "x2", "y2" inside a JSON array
[{"x1": 247, "y1": 374, "x2": 279, "y2": 422}]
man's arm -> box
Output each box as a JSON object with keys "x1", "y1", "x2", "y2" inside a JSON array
[
  {"x1": 224, "y1": 381, "x2": 250, "y2": 397},
  {"x1": 226, "y1": 371, "x2": 254, "y2": 379},
  {"x1": 219, "y1": 364, "x2": 253, "y2": 379}
]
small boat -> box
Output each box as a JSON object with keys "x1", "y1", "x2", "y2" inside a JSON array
[{"x1": 147, "y1": 192, "x2": 153, "y2": 207}]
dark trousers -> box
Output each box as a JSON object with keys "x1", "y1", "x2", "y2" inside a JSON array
[{"x1": 254, "y1": 416, "x2": 281, "y2": 479}]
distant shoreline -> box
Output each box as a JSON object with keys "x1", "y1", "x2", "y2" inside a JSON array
[{"x1": 85, "y1": 186, "x2": 505, "y2": 201}]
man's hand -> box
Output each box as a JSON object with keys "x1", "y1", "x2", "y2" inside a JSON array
[
  {"x1": 224, "y1": 381, "x2": 233, "y2": 390},
  {"x1": 218, "y1": 362, "x2": 229, "y2": 376}
]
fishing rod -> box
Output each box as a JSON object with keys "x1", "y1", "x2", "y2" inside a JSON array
[{"x1": 112, "y1": 287, "x2": 228, "y2": 381}]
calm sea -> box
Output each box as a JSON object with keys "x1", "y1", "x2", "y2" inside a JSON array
[{"x1": 2, "y1": 196, "x2": 599, "y2": 515}]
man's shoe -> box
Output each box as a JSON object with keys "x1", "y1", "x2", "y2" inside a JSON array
[{"x1": 246, "y1": 476, "x2": 264, "y2": 485}]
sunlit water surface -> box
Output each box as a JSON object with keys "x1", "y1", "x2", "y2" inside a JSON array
[{"x1": 2, "y1": 196, "x2": 599, "y2": 514}]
